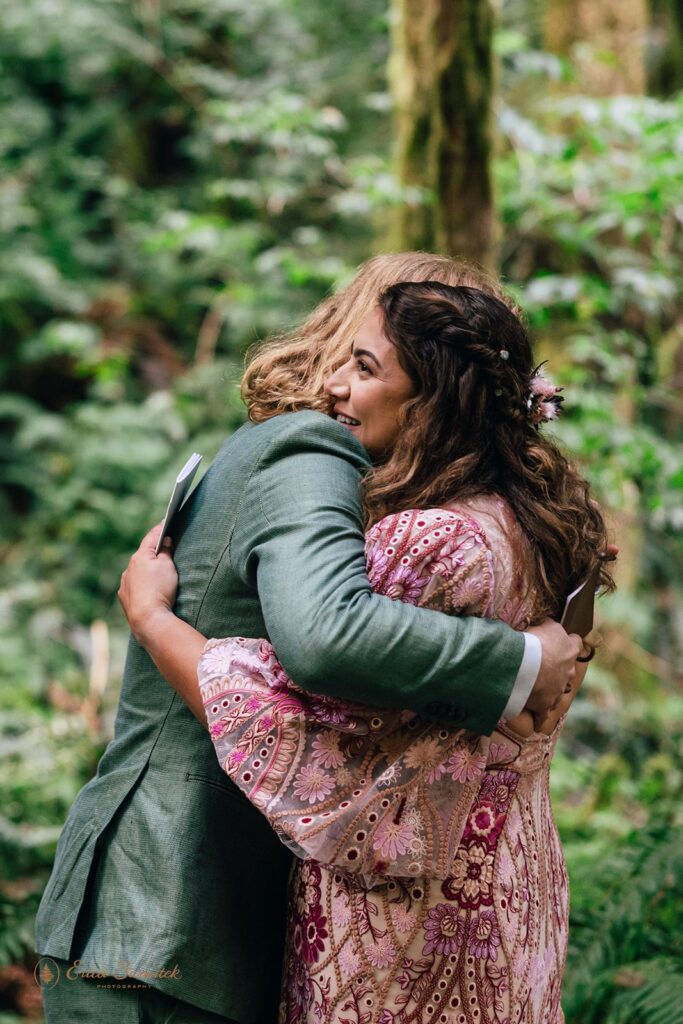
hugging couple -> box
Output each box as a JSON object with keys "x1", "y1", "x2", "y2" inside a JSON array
[{"x1": 36, "y1": 252, "x2": 613, "y2": 1024}]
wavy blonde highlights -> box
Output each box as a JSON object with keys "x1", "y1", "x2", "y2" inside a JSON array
[{"x1": 242, "y1": 252, "x2": 516, "y2": 421}]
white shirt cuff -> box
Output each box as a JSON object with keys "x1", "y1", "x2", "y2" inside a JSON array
[{"x1": 501, "y1": 633, "x2": 542, "y2": 720}]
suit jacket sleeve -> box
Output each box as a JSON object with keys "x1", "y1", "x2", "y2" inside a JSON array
[{"x1": 229, "y1": 411, "x2": 525, "y2": 734}]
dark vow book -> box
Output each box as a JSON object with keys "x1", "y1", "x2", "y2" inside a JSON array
[{"x1": 560, "y1": 562, "x2": 602, "y2": 638}]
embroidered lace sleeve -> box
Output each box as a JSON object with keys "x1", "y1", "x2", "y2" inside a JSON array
[{"x1": 199, "y1": 508, "x2": 496, "y2": 886}]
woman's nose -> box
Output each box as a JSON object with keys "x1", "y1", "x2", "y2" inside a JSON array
[{"x1": 324, "y1": 367, "x2": 350, "y2": 398}]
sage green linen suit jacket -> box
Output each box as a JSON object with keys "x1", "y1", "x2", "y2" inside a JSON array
[{"x1": 35, "y1": 411, "x2": 525, "y2": 1023}]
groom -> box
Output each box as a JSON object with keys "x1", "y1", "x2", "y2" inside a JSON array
[{"x1": 36, "y1": 409, "x2": 579, "y2": 1023}]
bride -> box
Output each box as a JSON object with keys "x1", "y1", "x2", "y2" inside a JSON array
[{"x1": 120, "y1": 278, "x2": 613, "y2": 1023}]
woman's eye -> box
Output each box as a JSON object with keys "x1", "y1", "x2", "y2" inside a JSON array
[{"x1": 357, "y1": 359, "x2": 371, "y2": 375}]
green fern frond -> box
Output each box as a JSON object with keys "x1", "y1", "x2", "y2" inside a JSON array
[
  {"x1": 608, "y1": 960, "x2": 683, "y2": 1024},
  {"x1": 563, "y1": 823, "x2": 683, "y2": 1024}
]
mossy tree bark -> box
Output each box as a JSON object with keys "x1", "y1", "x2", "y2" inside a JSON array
[
  {"x1": 389, "y1": 0, "x2": 495, "y2": 268},
  {"x1": 542, "y1": 0, "x2": 648, "y2": 95},
  {"x1": 542, "y1": 0, "x2": 650, "y2": 599},
  {"x1": 648, "y1": 0, "x2": 683, "y2": 95}
]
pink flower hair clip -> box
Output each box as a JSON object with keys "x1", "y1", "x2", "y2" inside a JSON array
[{"x1": 527, "y1": 365, "x2": 564, "y2": 425}]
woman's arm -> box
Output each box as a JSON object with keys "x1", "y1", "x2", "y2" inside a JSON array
[
  {"x1": 135, "y1": 610, "x2": 207, "y2": 725},
  {"x1": 118, "y1": 523, "x2": 208, "y2": 726}
]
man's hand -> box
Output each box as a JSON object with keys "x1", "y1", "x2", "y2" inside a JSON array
[{"x1": 524, "y1": 619, "x2": 583, "y2": 715}]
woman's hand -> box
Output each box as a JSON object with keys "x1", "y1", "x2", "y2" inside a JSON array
[{"x1": 118, "y1": 523, "x2": 178, "y2": 645}]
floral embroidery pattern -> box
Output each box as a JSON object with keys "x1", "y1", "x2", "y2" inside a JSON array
[
  {"x1": 199, "y1": 501, "x2": 570, "y2": 1024},
  {"x1": 293, "y1": 764, "x2": 335, "y2": 804},
  {"x1": 310, "y1": 731, "x2": 345, "y2": 768},
  {"x1": 372, "y1": 817, "x2": 415, "y2": 860},
  {"x1": 469, "y1": 907, "x2": 502, "y2": 960},
  {"x1": 444, "y1": 840, "x2": 496, "y2": 906},
  {"x1": 444, "y1": 744, "x2": 488, "y2": 783},
  {"x1": 291, "y1": 862, "x2": 329, "y2": 968},
  {"x1": 423, "y1": 903, "x2": 466, "y2": 955}
]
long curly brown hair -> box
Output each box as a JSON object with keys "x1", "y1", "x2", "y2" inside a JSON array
[
  {"x1": 242, "y1": 252, "x2": 517, "y2": 421},
  {"x1": 366, "y1": 280, "x2": 614, "y2": 620}
]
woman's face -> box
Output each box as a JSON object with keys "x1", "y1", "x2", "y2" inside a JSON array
[{"x1": 324, "y1": 307, "x2": 415, "y2": 459}]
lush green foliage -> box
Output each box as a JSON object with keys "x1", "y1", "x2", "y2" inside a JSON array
[
  {"x1": 0, "y1": 3, "x2": 681, "y2": 1022},
  {"x1": 494, "y1": 42, "x2": 683, "y2": 1022}
]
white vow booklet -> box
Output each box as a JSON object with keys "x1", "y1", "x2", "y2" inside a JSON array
[{"x1": 154, "y1": 452, "x2": 203, "y2": 554}]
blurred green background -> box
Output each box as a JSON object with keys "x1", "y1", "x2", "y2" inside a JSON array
[{"x1": 0, "y1": 0, "x2": 681, "y2": 1021}]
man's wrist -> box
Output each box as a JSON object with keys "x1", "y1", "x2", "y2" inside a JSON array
[{"x1": 501, "y1": 632, "x2": 542, "y2": 720}]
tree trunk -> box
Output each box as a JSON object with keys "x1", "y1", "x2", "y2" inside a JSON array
[
  {"x1": 389, "y1": 0, "x2": 495, "y2": 268},
  {"x1": 542, "y1": 0, "x2": 648, "y2": 95},
  {"x1": 542, "y1": 3, "x2": 651, "y2": 604},
  {"x1": 648, "y1": 0, "x2": 683, "y2": 95}
]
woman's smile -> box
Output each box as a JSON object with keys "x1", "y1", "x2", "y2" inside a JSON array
[
  {"x1": 335, "y1": 412, "x2": 361, "y2": 428},
  {"x1": 324, "y1": 307, "x2": 414, "y2": 458}
]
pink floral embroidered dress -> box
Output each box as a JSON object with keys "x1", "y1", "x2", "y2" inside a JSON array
[{"x1": 199, "y1": 498, "x2": 570, "y2": 1024}]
